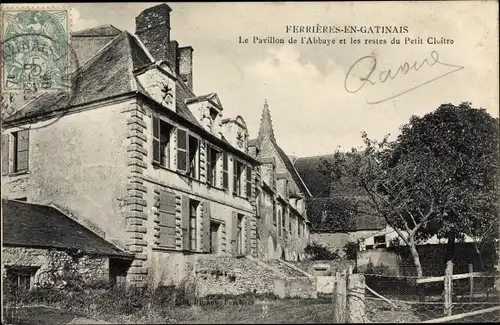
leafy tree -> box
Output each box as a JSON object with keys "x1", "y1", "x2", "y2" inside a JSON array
[
  {"x1": 321, "y1": 103, "x2": 499, "y2": 277},
  {"x1": 304, "y1": 242, "x2": 339, "y2": 260}
]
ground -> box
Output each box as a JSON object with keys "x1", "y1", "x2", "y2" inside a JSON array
[{"x1": 3, "y1": 298, "x2": 334, "y2": 324}]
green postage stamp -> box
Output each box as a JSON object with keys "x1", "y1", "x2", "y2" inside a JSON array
[{"x1": 1, "y1": 7, "x2": 70, "y2": 92}]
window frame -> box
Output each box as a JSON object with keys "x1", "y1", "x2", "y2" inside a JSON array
[
  {"x1": 12, "y1": 130, "x2": 29, "y2": 173},
  {"x1": 152, "y1": 115, "x2": 174, "y2": 168},
  {"x1": 206, "y1": 144, "x2": 220, "y2": 187},
  {"x1": 222, "y1": 152, "x2": 229, "y2": 190}
]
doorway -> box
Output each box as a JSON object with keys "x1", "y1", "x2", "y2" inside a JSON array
[{"x1": 210, "y1": 221, "x2": 221, "y2": 254}]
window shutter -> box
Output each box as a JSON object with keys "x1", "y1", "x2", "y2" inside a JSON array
[
  {"x1": 159, "y1": 191, "x2": 176, "y2": 248},
  {"x1": 231, "y1": 211, "x2": 238, "y2": 256},
  {"x1": 152, "y1": 116, "x2": 160, "y2": 164},
  {"x1": 1, "y1": 134, "x2": 9, "y2": 176},
  {"x1": 222, "y1": 152, "x2": 228, "y2": 189},
  {"x1": 202, "y1": 202, "x2": 211, "y2": 252},
  {"x1": 177, "y1": 129, "x2": 188, "y2": 173},
  {"x1": 181, "y1": 195, "x2": 190, "y2": 250},
  {"x1": 246, "y1": 216, "x2": 251, "y2": 255},
  {"x1": 16, "y1": 130, "x2": 29, "y2": 172},
  {"x1": 206, "y1": 145, "x2": 212, "y2": 185},
  {"x1": 233, "y1": 158, "x2": 238, "y2": 194},
  {"x1": 246, "y1": 166, "x2": 252, "y2": 199}
]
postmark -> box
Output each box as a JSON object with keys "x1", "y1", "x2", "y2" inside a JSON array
[
  {"x1": 2, "y1": 8, "x2": 70, "y2": 92},
  {"x1": 1, "y1": 6, "x2": 81, "y2": 130}
]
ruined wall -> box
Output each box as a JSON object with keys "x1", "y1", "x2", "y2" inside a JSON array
[
  {"x1": 194, "y1": 256, "x2": 277, "y2": 297},
  {"x1": 2, "y1": 246, "x2": 109, "y2": 285}
]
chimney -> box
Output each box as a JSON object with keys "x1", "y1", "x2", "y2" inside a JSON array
[
  {"x1": 135, "y1": 4, "x2": 172, "y2": 62},
  {"x1": 178, "y1": 46, "x2": 194, "y2": 91}
]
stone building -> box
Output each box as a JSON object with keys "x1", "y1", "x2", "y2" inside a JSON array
[
  {"x1": 249, "y1": 101, "x2": 312, "y2": 261},
  {"x1": 2, "y1": 199, "x2": 133, "y2": 289},
  {"x1": 1, "y1": 4, "x2": 311, "y2": 288}
]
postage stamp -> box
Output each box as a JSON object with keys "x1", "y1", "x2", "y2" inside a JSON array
[{"x1": 1, "y1": 7, "x2": 70, "y2": 93}]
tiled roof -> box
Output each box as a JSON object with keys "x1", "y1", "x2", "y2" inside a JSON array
[
  {"x1": 4, "y1": 30, "x2": 201, "y2": 129},
  {"x1": 294, "y1": 154, "x2": 337, "y2": 197},
  {"x1": 5, "y1": 31, "x2": 151, "y2": 123},
  {"x1": 71, "y1": 24, "x2": 122, "y2": 37},
  {"x1": 271, "y1": 139, "x2": 311, "y2": 198},
  {"x1": 2, "y1": 199, "x2": 132, "y2": 258}
]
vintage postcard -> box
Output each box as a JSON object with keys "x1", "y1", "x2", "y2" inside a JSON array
[{"x1": 1, "y1": 1, "x2": 499, "y2": 324}]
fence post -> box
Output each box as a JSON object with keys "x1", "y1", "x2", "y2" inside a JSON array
[
  {"x1": 468, "y1": 263, "x2": 474, "y2": 302},
  {"x1": 333, "y1": 270, "x2": 347, "y2": 323},
  {"x1": 444, "y1": 261, "x2": 453, "y2": 317},
  {"x1": 347, "y1": 273, "x2": 366, "y2": 323}
]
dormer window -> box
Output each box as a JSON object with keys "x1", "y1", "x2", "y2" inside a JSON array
[{"x1": 209, "y1": 108, "x2": 218, "y2": 132}]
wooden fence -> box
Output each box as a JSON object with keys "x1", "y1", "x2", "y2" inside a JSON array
[{"x1": 332, "y1": 261, "x2": 499, "y2": 323}]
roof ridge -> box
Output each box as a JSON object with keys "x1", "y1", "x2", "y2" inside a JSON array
[{"x1": 71, "y1": 24, "x2": 122, "y2": 36}]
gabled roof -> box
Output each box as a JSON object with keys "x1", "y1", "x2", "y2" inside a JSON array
[
  {"x1": 71, "y1": 24, "x2": 122, "y2": 37},
  {"x1": 2, "y1": 199, "x2": 132, "y2": 258},
  {"x1": 186, "y1": 92, "x2": 223, "y2": 110},
  {"x1": 271, "y1": 139, "x2": 312, "y2": 198},
  {"x1": 4, "y1": 30, "x2": 200, "y2": 129},
  {"x1": 5, "y1": 31, "x2": 151, "y2": 123},
  {"x1": 294, "y1": 154, "x2": 337, "y2": 197}
]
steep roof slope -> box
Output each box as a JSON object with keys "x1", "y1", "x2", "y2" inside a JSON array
[
  {"x1": 71, "y1": 24, "x2": 122, "y2": 37},
  {"x1": 2, "y1": 199, "x2": 132, "y2": 258}
]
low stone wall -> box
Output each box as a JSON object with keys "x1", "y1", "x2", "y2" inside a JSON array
[
  {"x1": 2, "y1": 246, "x2": 109, "y2": 285},
  {"x1": 316, "y1": 276, "x2": 335, "y2": 294},
  {"x1": 194, "y1": 255, "x2": 277, "y2": 297},
  {"x1": 194, "y1": 255, "x2": 318, "y2": 298},
  {"x1": 291, "y1": 259, "x2": 355, "y2": 276},
  {"x1": 274, "y1": 276, "x2": 317, "y2": 298}
]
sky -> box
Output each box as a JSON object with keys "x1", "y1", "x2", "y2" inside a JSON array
[{"x1": 69, "y1": 1, "x2": 499, "y2": 157}]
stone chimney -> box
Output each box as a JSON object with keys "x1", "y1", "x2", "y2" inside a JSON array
[
  {"x1": 178, "y1": 46, "x2": 194, "y2": 91},
  {"x1": 135, "y1": 4, "x2": 194, "y2": 91},
  {"x1": 135, "y1": 4, "x2": 172, "y2": 63}
]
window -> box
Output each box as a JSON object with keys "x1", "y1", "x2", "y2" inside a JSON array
[
  {"x1": 6, "y1": 267, "x2": 37, "y2": 291},
  {"x1": 209, "y1": 108, "x2": 218, "y2": 133},
  {"x1": 210, "y1": 221, "x2": 221, "y2": 254},
  {"x1": 233, "y1": 159, "x2": 244, "y2": 196},
  {"x1": 374, "y1": 235, "x2": 386, "y2": 249},
  {"x1": 288, "y1": 215, "x2": 292, "y2": 233},
  {"x1": 206, "y1": 145, "x2": 220, "y2": 186},
  {"x1": 298, "y1": 220, "x2": 301, "y2": 237},
  {"x1": 152, "y1": 116, "x2": 174, "y2": 168},
  {"x1": 278, "y1": 209, "x2": 283, "y2": 237},
  {"x1": 237, "y1": 214, "x2": 244, "y2": 255},
  {"x1": 188, "y1": 135, "x2": 199, "y2": 179},
  {"x1": 14, "y1": 197, "x2": 27, "y2": 201},
  {"x1": 158, "y1": 191, "x2": 176, "y2": 248},
  {"x1": 13, "y1": 130, "x2": 29, "y2": 173},
  {"x1": 177, "y1": 129, "x2": 188, "y2": 173},
  {"x1": 245, "y1": 166, "x2": 252, "y2": 199},
  {"x1": 189, "y1": 200, "x2": 200, "y2": 250},
  {"x1": 222, "y1": 152, "x2": 229, "y2": 190},
  {"x1": 273, "y1": 202, "x2": 277, "y2": 227}
]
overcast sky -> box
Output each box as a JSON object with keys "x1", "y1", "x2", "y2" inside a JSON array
[{"x1": 70, "y1": 1, "x2": 499, "y2": 157}]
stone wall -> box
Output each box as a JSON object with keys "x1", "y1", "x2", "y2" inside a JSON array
[
  {"x1": 291, "y1": 259, "x2": 355, "y2": 276},
  {"x1": 2, "y1": 246, "x2": 109, "y2": 286},
  {"x1": 274, "y1": 276, "x2": 317, "y2": 298},
  {"x1": 194, "y1": 255, "x2": 277, "y2": 297},
  {"x1": 194, "y1": 255, "x2": 317, "y2": 298}
]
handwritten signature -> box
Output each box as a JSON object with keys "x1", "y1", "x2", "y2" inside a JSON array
[{"x1": 344, "y1": 51, "x2": 464, "y2": 104}]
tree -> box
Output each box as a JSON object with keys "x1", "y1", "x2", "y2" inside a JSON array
[{"x1": 321, "y1": 103, "x2": 499, "y2": 277}]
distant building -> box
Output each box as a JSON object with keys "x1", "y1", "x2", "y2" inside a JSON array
[{"x1": 294, "y1": 154, "x2": 386, "y2": 255}]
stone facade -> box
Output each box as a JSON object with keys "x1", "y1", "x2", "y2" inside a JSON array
[
  {"x1": 249, "y1": 101, "x2": 312, "y2": 261},
  {"x1": 0, "y1": 4, "x2": 312, "y2": 291},
  {"x1": 2, "y1": 246, "x2": 109, "y2": 287}
]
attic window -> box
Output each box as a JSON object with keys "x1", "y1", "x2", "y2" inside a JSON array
[{"x1": 374, "y1": 235, "x2": 386, "y2": 249}]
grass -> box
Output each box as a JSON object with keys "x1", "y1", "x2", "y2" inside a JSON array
[{"x1": 3, "y1": 298, "x2": 334, "y2": 324}]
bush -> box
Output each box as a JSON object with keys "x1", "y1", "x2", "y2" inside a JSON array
[
  {"x1": 304, "y1": 242, "x2": 339, "y2": 260},
  {"x1": 343, "y1": 241, "x2": 359, "y2": 260}
]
